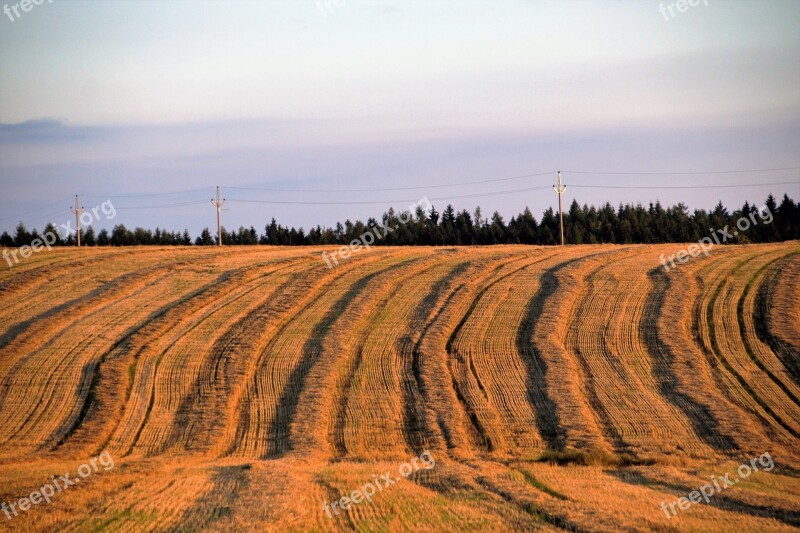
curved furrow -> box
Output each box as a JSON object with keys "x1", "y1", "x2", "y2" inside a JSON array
[
  {"x1": 0, "y1": 249, "x2": 67, "y2": 283},
  {"x1": 645, "y1": 261, "x2": 740, "y2": 454},
  {"x1": 1, "y1": 245, "x2": 799, "y2": 531},
  {"x1": 334, "y1": 251, "x2": 484, "y2": 460},
  {"x1": 0, "y1": 250, "x2": 239, "y2": 456},
  {"x1": 118, "y1": 251, "x2": 320, "y2": 457},
  {"x1": 446, "y1": 250, "x2": 563, "y2": 458},
  {"x1": 61, "y1": 251, "x2": 313, "y2": 457},
  {"x1": 0, "y1": 246, "x2": 189, "y2": 296},
  {"x1": 404, "y1": 262, "x2": 481, "y2": 457},
  {"x1": 0, "y1": 248, "x2": 215, "y2": 341},
  {"x1": 738, "y1": 251, "x2": 800, "y2": 409},
  {"x1": 405, "y1": 250, "x2": 538, "y2": 460},
  {"x1": 188, "y1": 251, "x2": 433, "y2": 459},
  {"x1": 529, "y1": 246, "x2": 637, "y2": 455},
  {"x1": 224, "y1": 250, "x2": 417, "y2": 458},
  {"x1": 0, "y1": 250, "x2": 219, "y2": 441},
  {"x1": 566, "y1": 249, "x2": 710, "y2": 459},
  {"x1": 0, "y1": 248, "x2": 130, "y2": 324},
  {"x1": 444, "y1": 251, "x2": 552, "y2": 455},
  {"x1": 291, "y1": 251, "x2": 466, "y2": 459},
  {"x1": 285, "y1": 250, "x2": 471, "y2": 460},
  {"x1": 513, "y1": 260, "x2": 567, "y2": 454},
  {"x1": 676, "y1": 245, "x2": 793, "y2": 455},
  {"x1": 400, "y1": 256, "x2": 473, "y2": 456},
  {"x1": 216, "y1": 249, "x2": 406, "y2": 458},
  {"x1": 260, "y1": 252, "x2": 440, "y2": 459},
  {"x1": 755, "y1": 252, "x2": 800, "y2": 385},
  {"x1": 0, "y1": 247, "x2": 122, "y2": 288},
  {"x1": 160, "y1": 256, "x2": 329, "y2": 456},
  {"x1": 0, "y1": 249, "x2": 221, "y2": 380},
  {"x1": 561, "y1": 249, "x2": 640, "y2": 457},
  {"x1": 0, "y1": 257, "x2": 227, "y2": 454},
  {"x1": 707, "y1": 249, "x2": 800, "y2": 437},
  {"x1": 448, "y1": 261, "x2": 531, "y2": 456},
  {"x1": 54, "y1": 275, "x2": 227, "y2": 454},
  {"x1": 692, "y1": 246, "x2": 800, "y2": 448}
]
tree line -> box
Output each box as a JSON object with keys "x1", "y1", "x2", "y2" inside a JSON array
[{"x1": 3, "y1": 193, "x2": 799, "y2": 248}]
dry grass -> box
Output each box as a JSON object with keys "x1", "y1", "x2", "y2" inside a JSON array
[{"x1": 0, "y1": 243, "x2": 798, "y2": 531}]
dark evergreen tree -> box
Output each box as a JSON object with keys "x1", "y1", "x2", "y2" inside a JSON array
[
  {"x1": 83, "y1": 226, "x2": 96, "y2": 246},
  {"x1": 97, "y1": 229, "x2": 110, "y2": 246},
  {"x1": 196, "y1": 227, "x2": 214, "y2": 246},
  {"x1": 14, "y1": 222, "x2": 31, "y2": 247},
  {"x1": 42, "y1": 223, "x2": 63, "y2": 246},
  {"x1": 7, "y1": 193, "x2": 799, "y2": 249}
]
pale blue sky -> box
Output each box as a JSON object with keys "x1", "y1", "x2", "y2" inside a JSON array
[{"x1": 1, "y1": 0, "x2": 799, "y2": 235}]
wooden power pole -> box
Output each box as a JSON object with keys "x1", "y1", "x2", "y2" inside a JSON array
[
  {"x1": 553, "y1": 171, "x2": 567, "y2": 246},
  {"x1": 70, "y1": 195, "x2": 84, "y2": 247},
  {"x1": 211, "y1": 186, "x2": 225, "y2": 246}
]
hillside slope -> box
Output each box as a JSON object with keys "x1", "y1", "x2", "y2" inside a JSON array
[{"x1": 0, "y1": 244, "x2": 798, "y2": 531}]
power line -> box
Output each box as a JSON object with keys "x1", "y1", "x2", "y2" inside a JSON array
[
  {"x1": 2, "y1": 167, "x2": 797, "y2": 227},
  {"x1": 12, "y1": 209, "x2": 70, "y2": 228},
  {"x1": 0, "y1": 197, "x2": 72, "y2": 224},
  {"x1": 81, "y1": 187, "x2": 214, "y2": 199},
  {"x1": 103, "y1": 179, "x2": 799, "y2": 207},
  {"x1": 223, "y1": 178, "x2": 797, "y2": 206},
  {"x1": 114, "y1": 200, "x2": 210, "y2": 210},
  {"x1": 226, "y1": 166, "x2": 800, "y2": 193},
  {"x1": 435, "y1": 186, "x2": 553, "y2": 201},
  {"x1": 570, "y1": 180, "x2": 799, "y2": 190},
  {"x1": 563, "y1": 166, "x2": 800, "y2": 176},
  {"x1": 226, "y1": 185, "x2": 553, "y2": 206},
  {"x1": 227, "y1": 171, "x2": 555, "y2": 193}
]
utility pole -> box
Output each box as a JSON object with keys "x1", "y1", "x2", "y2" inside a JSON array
[
  {"x1": 70, "y1": 195, "x2": 84, "y2": 247},
  {"x1": 552, "y1": 171, "x2": 567, "y2": 246},
  {"x1": 211, "y1": 186, "x2": 225, "y2": 246}
]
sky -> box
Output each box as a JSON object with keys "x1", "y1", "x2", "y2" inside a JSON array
[{"x1": 1, "y1": 0, "x2": 799, "y2": 237}]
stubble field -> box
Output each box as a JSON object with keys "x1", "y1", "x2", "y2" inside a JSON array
[{"x1": 0, "y1": 243, "x2": 798, "y2": 532}]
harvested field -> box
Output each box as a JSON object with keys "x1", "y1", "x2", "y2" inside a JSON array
[{"x1": 0, "y1": 243, "x2": 798, "y2": 531}]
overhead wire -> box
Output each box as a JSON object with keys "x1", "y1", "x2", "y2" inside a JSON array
[
  {"x1": 81, "y1": 187, "x2": 214, "y2": 199},
  {"x1": 0, "y1": 197, "x2": 73, "y2": 224},
  {"x1": 2, "y1": 166, "x2": 797, "y2": 225},
  {"x1": 226, "y1": 185, "x2": 554, "y2": 206},
  {"x1": 570, "y1": 180, "x2": 799, "y2": 190},
  {"x1": 563, "y1": 166, "x2": 800, "y2": 176},
  {"x1": 226, "y1": 171, "x2": 555, "y2": 193},
  {"x1": 113, "y1": 200, "x2": 211, "y2": 210}
]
